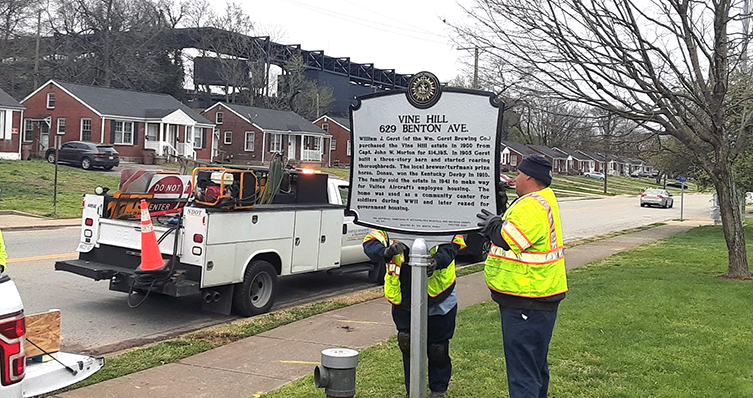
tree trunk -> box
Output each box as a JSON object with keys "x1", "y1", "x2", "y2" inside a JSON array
[{"x1": 713, "y1": 169, "x2": 751, "y2": 279}]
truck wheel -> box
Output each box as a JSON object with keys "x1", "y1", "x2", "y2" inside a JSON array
[
  {"x1": 233, "y1": 260, "x2": 278, "y2": 316},
  {"x1": 367, "y1": 262, "x2": 386, "y2": 284}
]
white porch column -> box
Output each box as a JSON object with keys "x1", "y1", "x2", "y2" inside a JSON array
[{"x1": 159, "y1": 123, "x2": 165, "y2": 156}]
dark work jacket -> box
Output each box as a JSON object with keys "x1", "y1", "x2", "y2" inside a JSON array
[{"x1": 363, "y1": 239, "x2": 459, "y2": 309}]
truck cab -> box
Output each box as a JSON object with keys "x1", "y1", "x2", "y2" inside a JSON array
[{"x1": 0, "y1": 275, "x2": 103, "y2": 398}]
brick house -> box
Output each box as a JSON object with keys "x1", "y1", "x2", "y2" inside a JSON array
[
  {"x1": 20, "y1": 80, "x2": 214, "y2": 162},
  {"x1": 0, "y1": 88, "x2": 24, "y2": 160},
  {"x1": 500, "y1": 140, "x2": 536, "y2": 171},
  {"x1": 527, "y1": 144, "x2": 568, "y2": 173},
  {"x1": 553, "y1": 147, "x2": 593, "y2": 173},
  {"x1": 576, "y1": 150, "x2": 605, "y2": 173},
  {"x1": 313, "y1": 115, "x2": 351, "y2": 166},
  {"x1": 202, "y1": 102, "x2": 331, "y2": 166}
]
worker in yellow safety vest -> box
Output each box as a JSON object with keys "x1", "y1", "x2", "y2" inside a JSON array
[
  {"x1": 476, "y1": 154, "x2": 567, "y2": 398},
  {"x1": 0, "y1": 228, "x2": 7, "y2": 274},
  {"x1": 363, "y1": 230, "x2": 466, "y2": 398}
]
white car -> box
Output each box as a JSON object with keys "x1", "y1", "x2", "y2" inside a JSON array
[
  {"x1": 584, "y1": 171, "x2": 605, "y2": 180},
  {"x1": 0, "y1": 275, "x2": 104, "y2": 398},
  {"x1": 640, "y1": 188, "x2": 674, "y2": 208}
]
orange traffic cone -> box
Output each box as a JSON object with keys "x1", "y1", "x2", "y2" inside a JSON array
[{"x1": 136, "y1": 199, "x2": 167, "y2": 273}]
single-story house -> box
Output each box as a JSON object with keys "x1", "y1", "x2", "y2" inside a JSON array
[
  {"x1": 202, "y1": 102, "x2": 331, "y2": 166},
  {"x1": 0, "y1": 88, "x2": 24, "y2": 160},
  {"x1": 553, "y1": 147, "x2": 593, "y2": 173},
  {"x1": 527, "y1": 144, "x2": 568, "y2": 173},
  {"x1": 576, "y1": 150, "x2": 606, "y2": 173},
  {"x1": 500, "y1": 140, "x2": 537, "y2": 171},
  {"x1": 314, "y1": 115, "x2": 351, "y2": 167},
  {"x1": 21, "y1": 80, "x2": 215, "y2": 161}
]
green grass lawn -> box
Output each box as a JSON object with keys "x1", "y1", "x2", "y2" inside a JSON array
[
  {"x1": 0, "y1": 160, "x2": 119, "y2": 218},
  {"x1": 263, "y1": 225, "x2": 753, "y2": 398}
]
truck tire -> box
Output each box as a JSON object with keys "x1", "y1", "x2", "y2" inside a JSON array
[
  {"x1": 233, "y1": 260, "x2": 278, "y2": 316},
  {"x1": 367, "y1": 261, "x2": 386, "y2": 284}
]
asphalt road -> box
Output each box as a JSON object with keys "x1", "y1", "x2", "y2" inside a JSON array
[{"x1": 3, "y1": 193, "x2": 712, "y2": 353}]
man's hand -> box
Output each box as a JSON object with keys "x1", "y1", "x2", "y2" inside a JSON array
[
  {"x1": 426, "y1": 256, "x2": 437, "y2": 277},
  {"x1": 476, "y1": 209, "x2": 502, "y2": 238},
  {"x1": 383, "y1": 242, "x2": 409, "y2": 260}
]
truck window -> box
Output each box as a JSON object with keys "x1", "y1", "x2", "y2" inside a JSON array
[{"x1": 338, "y1": 185, "x2": 349, "y2": 204}]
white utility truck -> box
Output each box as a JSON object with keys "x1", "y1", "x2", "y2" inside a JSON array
[
  {"x1": 55, "y1": 167, "x2": 375, "y2": 316},
  {"x1": 0, "y1": 275, "x2": 104, "y2": 397}
]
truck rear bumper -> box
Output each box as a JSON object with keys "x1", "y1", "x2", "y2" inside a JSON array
[
  {"x1": 55, "y1": 259, "x2": 202, "y2": 297},
  {"x1": 23, "y1": 352, "x2": 104, "y2": 398}
]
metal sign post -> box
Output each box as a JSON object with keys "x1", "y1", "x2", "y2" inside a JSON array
[
  {"x1": 409, "y1": 239, "x2": 429, "y2": 398},
  {"x1": 53, "y1": 136, "x2": 60, "y2": 217},
  {"x1": 347, "y1": 72, "x2": 504, "y2": 398},
  {"x1": 679, "y1": 176, "x2": 686, "y2": 221}
]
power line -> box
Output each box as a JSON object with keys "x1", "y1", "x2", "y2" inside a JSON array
[
  {"x1": 278, "y1": 0, "x2": 451, "y2": 46},
  {"x1": 338, "y1": 0, "x2": 438, "y2": 36}
]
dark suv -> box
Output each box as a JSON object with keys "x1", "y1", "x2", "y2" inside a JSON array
[{"x1": 45, "y1": 141, "x2": 120, "y2": 170}]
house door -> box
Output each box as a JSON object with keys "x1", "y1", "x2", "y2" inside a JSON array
[
  {"x1": 40, "y1": 123, "x2": 49, "y2": 152},
  {"x1": 212, "y1": 128, "x2": 219, "y2": 161},
  {"x1": 287, "y1": 135, "x2": 296, "y2": 161}
]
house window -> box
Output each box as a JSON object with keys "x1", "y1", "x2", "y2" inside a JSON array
[
  {"x1": 268, "y1": 134, "x2": 283, "y2": 152},
  {"x1": 330, "y1": 139, "x2": 336, "y2": 150},
  {"x1": 511, "y1": 156, "x2": 518, "y2": 166},
  {"x1": 194, "y1": 128, "x2": 204, "y2": 148},
  {"x1": 114, "y1": 121, "x2": 134, "y2": 145},
  {"x1": 346, "y1": 140, "x2": 351, "y2": 156},
  {"x1": 216, "y1": 112, "x2": 223, "y2": 124},
  {"x1": 24, "y1": 119, "x2": 33, "y2": 142},
  {"x1": 245, "y1": 131, "x2": 254, "y2": 151},
  {"x1": 224, "y1": 131, "x2": 232, "y2": 144},
  {"x1": 47, "y1": 93, "x2": 56, "y2": 109},
  {"x1": 322, "y1": 123, "x2": 329, "y2": 133},
  {"x1": 80, "y1": 118, "x2": 92, "y2": 141},
  {"x1": 57, "y1": 118, "x2": 66, "y2": 134}
]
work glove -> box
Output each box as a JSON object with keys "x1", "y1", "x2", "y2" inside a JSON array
[
  {"x1": 426, "y1": 256, "x2": 437, "y2": 277},
  {"x1": 383, "y1": 242, "x2": 409, "y2": 260},
  {"x1": 476, "y1": 209, "x2": 502, "y2": 238},
  {"x1": 0, "y1": 264, "x2": 4, "y2": 275}
]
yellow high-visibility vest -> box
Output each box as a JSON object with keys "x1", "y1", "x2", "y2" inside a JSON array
[
  {"x1": 484, "y1": 187, "x2": 568, "y2": 298},
  {"x1": 364, "y1": 230, "x2": 465, "y2": 306}
]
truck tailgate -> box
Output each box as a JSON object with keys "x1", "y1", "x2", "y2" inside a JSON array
[{"x1": 23, "y1": 352, "x2": 104, "y2": 397}]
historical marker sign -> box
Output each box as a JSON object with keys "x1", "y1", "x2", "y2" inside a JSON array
[{"x1": 347, "y1": 72, "x2": 504, "y2": 235}]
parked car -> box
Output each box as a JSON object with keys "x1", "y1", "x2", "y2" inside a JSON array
[
  {"x1": 45, "y1": 141, "x2": 119, "y2": 170},
  {"x1": 584, "y1": 171, "x2": 605, "y2": 180},
  {"x1": 631, "y1": 170, "x2": 652, "y2": 178},
  {"x1": 640, "y1": 188, "x2": 674, "y2": 208},
  {"x1": 500, "y1": 173, "x2": 516, "y2": 188},
  {"x1": 666, "y1": 181, "x2": 688, "y2": 189}
]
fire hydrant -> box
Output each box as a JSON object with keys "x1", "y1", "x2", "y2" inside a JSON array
[{"x1": 314, "y1": 348, "x2": 359, "y2": 398}]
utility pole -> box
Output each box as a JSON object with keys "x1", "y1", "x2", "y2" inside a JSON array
[
  {"x1": 34, "y1": 10, "x2": 42, "y2": 88},
  {"x1": 456, "y1": 46, "x2": 491, "y2": 89}
]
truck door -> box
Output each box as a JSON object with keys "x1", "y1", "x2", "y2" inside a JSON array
[
  {"x1": 317, "y1": 209, "x2": 342, "y2": 270},
  {"x1": 328, "y1": 180, "x2": 371, "y2": 265},
  {"x1": 291, "y1": 210, "x2": 321, "y2": 273}
]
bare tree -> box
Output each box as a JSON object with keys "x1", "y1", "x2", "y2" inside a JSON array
[{"x1": 454, "y1": 0, "x2": 753, "y2": 278}]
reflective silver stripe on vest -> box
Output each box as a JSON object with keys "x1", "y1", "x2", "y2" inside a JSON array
[
  {"x1": 530, "y1": 194, "x2": 557, "y2": 249},
  {"x1": 489, "y1": 245, "x2": 565, "y2": 264},
  {"x1": 501, "y1": 220, "x2": 529, "y2": 250}
]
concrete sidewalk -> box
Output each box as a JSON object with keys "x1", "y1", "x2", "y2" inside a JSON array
[
  {"x1": 51, "y1": 220, "x2": 709, "y2": 398},
  {"x1": 0, "y1": 210, "x2": 79, "y2": 231}
]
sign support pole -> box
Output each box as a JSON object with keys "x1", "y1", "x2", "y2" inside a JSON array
[{"x1": 409, "y1": 238, "x2": 429, "y2": 398}]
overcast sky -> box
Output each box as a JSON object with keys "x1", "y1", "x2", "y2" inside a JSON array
[{"x1": 218, "y1": 0, "x2": 472, "y2": 82}]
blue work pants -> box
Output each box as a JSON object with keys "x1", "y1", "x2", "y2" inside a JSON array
[{"x1": 499, "y1": 306, "x2": 558, "y2": 398}]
